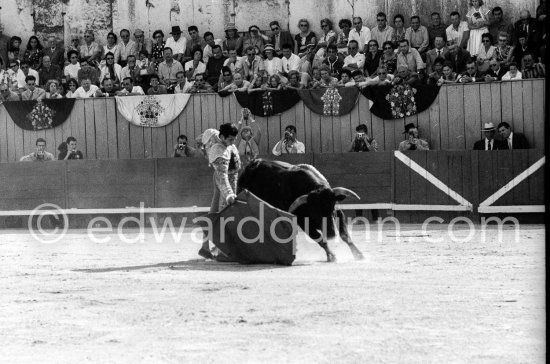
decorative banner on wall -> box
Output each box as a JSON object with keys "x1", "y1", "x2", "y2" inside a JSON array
[
  {"x1": 298, "y1": 87, "x2": 360, "y2": 116},
  {"x1": 116, "y1": 94, "x2": 191, "y2": 127},
  {"x1": 361, "y1": 84, "x2": 440, "y2": 120},
  {"x1": 3, "y1": 99, "x2": 76, "y2": 131},
  {"x1": 233, "y1": 90, "x2": 300, "y2": 116}
]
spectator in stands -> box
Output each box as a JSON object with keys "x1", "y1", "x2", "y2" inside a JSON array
[
  {"x1": 0, "y1": 82, "x2": 20, "y2": 102},
  {"x1": 165, "y1": 26, "x2": 186, "y2": 63},
  {"x1": 45, "y1": 80, "x2": 63, "y2": 99},
  {"x1": 521, "y1": 53, "x2": 545, "y2": 78},
  {"x1": 174, "y1": 71, "x2": 192, "y2": 93},
  {"x1": 398, "y1": 123, "x2": 429, "y2": 151},
  {"x1": 265, "y1": 74, "x2": 282, "y2": 90},
  {"x1": 116, "y1": 77, "x2": 145, "y2": 96},
  {"x1": 64, "y1": 50, "x2": 81, "y2": 80},
  {"x1": 0, "y1": 58, "x2": 10, "y2": 86},
  {"x1": 80, "y1": 30, "x2": 103, "y2": 65},
  {"x1": 184, "y1": 47, "x2": 206, "y2": 81},
  {"x1": 247, "y1": 73, "x2": 267, "y2": 93},
  {"x1": 337, "y1": 69, "x2": 354, "y2": 86},
  {"x1": 184, "y1": 26, "x2": 207, "y2": 63},
  {"x1": 221, "y1": 72, "x2": 250, "y2": 93},
  {"x1": 438, "y1": 62, "x2": 458, "y2": 84},
  {"x1": 494, "y1": 32, "x2": 514, "y2": 69},
  {"x1": 466, "y1": 0, "x2": 490, "y2": 57},
  {"x1": 263, "y1": 44, "x2": 283, "y2": 78},
  {"x1": 308, "y1": 66, "x2": 322, "y2": 88},
  {"x1": 21, "y1": 75, "x2": 45, "y2": 100},
  {"x1": 222, "y1": 23, "x2": 243, "y2": 56},
  {"x1": 371, "y1": 12, "x2": 394, "y2": 50},
  {"x1": 406, "y1": 16, "x2": 429, "y2": 58},
  {"x1": 428, "y1": 12, "x2": 447, "y2": 49},
  {"x1": 391, "y1": 14, "x2": 407, "y2": 47},
  {"x1": 318, "y1": 65, "x2": 338, "y2": 87},
  {"x1": 20, "y1": 138, "x2": 54, "y2": 162},
  {"x1": 65, "y1": 35, "x2": 80, "y2": 62},
  {"x1": 99, "y1": 52, "x2": 122, "y2": 88},
  {"x1": 458, "y1": 60, "x2": 484, "y2": 83},
  {"x1": 17, "y1": 60, "x2": 40, "y2": 92},
  {"x1": 364, "y1": 40, "x2": 383, "y2": 77},
  {"x1": 476, "y1": 32, "x2": 495, "y2": 73},
  {"x1": 446, "y1": 11, "x2": 470, "y2": 49},
  {"x1": 218, "y1": 66, "x2": 234, "y2": 90},
  {"x1": 59, "y1": 136, "x2": 84, "y2": 160},
  {"x1": 444, "y1": 42, "x2": 471, "y2": 74},
  {"x1": 147, "y1": 74, "x2": 167, "y2": 95},
  {"x1": 236, "y1": 46, "x2": 265, "y2": 81},
  {"x1": 365, "y1": 66, "x2": 395, "y2": 86},
  {"x1": 536, "y1": 1, "x2": 546, "y2": 63},
  {"x1": 23, "y1": 35, "x2": 44, "y2": 70},
  {"x1": 243, "y1": 25, "x2": 266, "y2": 55},
  {"x1": 119, "y1": 29, "x2": 136, "y2": 67},
  {"x1": 173, "y1": 134, "x2": 198, "y2": 158},
  {"x1": 134, "y1": 29, "x2": 153, "y2": 59},
  {"x1": 512, "y1": 32, "x2": 539, "y2": 65},
  {"x1": 351, "y1": 69, "x2": 368, "y2": 88},
  {"x1": 322, "y1": 44, "x2": 344, "y2": 79},
  {"x1": 397, "y1": 39, "x2": 424, "y2": 74},
  {"x1": 489, "y1": 7, "x2": 514, "y2": 45},
  {"x1": 7, "y1": 36, "x2": 22, "y2": 64},
  {"x1": 336, "y1": 18, "x2": 352, "y2": 57},
  {"x1": 39, "y1": 55, "x2": 62, "y2": 87},
  {"x1": 350, "y1": 124, "x2": 378, "y2": 152},
  {"x1": 348, "y1": 17, "x2": 370, "y2": 54},
  {"x1": 272, "y1": 124, "x2": 305, "y2": 155},
  {"x1": 158, "y1": 47, "x2": 184, "y2": 89},
  {"x1": 223, "y1": 48, "x2": 240, "y2": 74},
  {"x1": 269, "y1": 21, "x2": 294, "y2": 58},
  {"x1": 343, "y1": 40, "x2": 365, "y2": 69},
  {"x1": 102, "y1": 32, "x2": 121, "y2": 64},
  {"x1": 473, "y1": 122, "x2": 507, "y2": 150},
  {"x1": 120, "y1": 54, "x2": 139, "y2": 83},
  {"x1": 501, "y1": 62, "x2": 522, "y2": 81},
  {"x1": 392, "y1": 65, "x2": 420, "y2": 85},
  {"x1": 205, "y1": 45, "x2": 227, "y2": 90},
  {"x1": 280, "y1": 43, "x2": 302, "y2": 77},
  {"x1": 77, "y1": 59, "x2": 100, "y2": 86},
  {"x1": 73, "y1": 77, "x2": 99, "y2": 98},
  {"x1": 514, "y1": 10, "x2": 538, "y2": 44},
  {"x1": 426, "y1": 36, "x2": 448, "y2": 74},
  {"x1": 484, "y1": 59, "x2": 506, "y2": 81},
  {"x1": 427, "y1": 57, "x2": 446, "y2": 84},
  {"x1": 44, "y1": 35, "x2": 65, "y2": 70},
  {"x1": 203, "y1": 32, "x2": 223, "y2": 64},
  {"x1": 236, "y1": 108, "x2": 261, "y2": 162},
  {"x1": 316, "y1": 18, "x2": 337, "y2": 60},
  {"x1": 188, "y1": 73, "x2": 214, "y2": 93},
  {"x1": 281, "y1": 70, "x2": 303, "y2": 90},
  {"x1": 379, "y1": 41, "x2": 397, "y2": 74},
  {"x1": 151, "y1": 30, "x2": 165, "y2": 71},
  {"x1": 295, "y1": 19, "x2": 317, "y2": 57},
  {"x1": 497, "y1": 122, "x2": 529, "y2": 149},
  {"x1": 96, "y1": 77, "x2": 117, "y2": 97},
  {"x1": 65, "y1": 78, "x2": 79, "y2": 98}
]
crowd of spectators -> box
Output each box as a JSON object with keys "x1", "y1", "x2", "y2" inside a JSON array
[{"x1": 0, "y1": 0, "x2": 545, "y2": 102}]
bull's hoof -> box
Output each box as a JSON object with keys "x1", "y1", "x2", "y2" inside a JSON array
[
  {"x1": 198, "y1": 248, "x2": 214, "y2": 260},
  {"x1": 353, "y1": 251, "x2": 365, "y2": 260},
  {"x1": 326, "y1": 253, "x2": 337, "y2": 263}
]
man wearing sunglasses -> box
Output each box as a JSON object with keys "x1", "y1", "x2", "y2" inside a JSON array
[
  {"x1": 484, "y1": 59, "x2": 506, "y2": 81},
  {"x1": 457, "y1": 60, "x2": 483, "y2": 83},
  {"x1": 268, "y1": 21, "x2": 294, "y2": 57},
  {"x1": 343, "y1": 40, "x2": 365, "y2": 69},
  {"x1": 16, "y1": 60, "x2": 40, "y2": 92}
]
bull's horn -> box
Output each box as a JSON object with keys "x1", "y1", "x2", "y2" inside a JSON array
[
  {"x1": 288, "y1": 194, "x2": 309, "y2": 213},
  {"x1": 332, "y1": 187, "x2": 360, "y2": 200}
]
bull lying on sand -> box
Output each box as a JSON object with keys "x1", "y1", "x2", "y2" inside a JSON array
[{"x1": 238, "y1": 159, "x2": 365, "y2": 262}]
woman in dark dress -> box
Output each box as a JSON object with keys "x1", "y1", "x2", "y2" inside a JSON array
[
  {"x1": 23, "y1": 36, "x2": 44, "y2": 70},
  {"x1": 379, "y1": 41, "x2": 398, "y2": 75},
  {"x1": 294, "y1": 19, "x2": 317, "y2": 57},
  {"x1": 364, "y1": 40, "x2": 383, "y2": 77},
  {"x1": 151, "y1": 30, "x2": 165, "y2": 72}
]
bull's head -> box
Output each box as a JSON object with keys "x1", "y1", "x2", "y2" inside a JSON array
[{"x1": 288, "y1": 187, "x2": 360, "y2": 239}]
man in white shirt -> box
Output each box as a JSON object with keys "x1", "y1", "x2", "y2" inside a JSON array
[
  {"x1": 116, "y1": 77, "x2": 145, "y2": 96},
  {"x1": 405, "y1": 16, "x2": 429, "y2": 56},
  {"x1": 446, "y1": 11, "x2": 470, "y2": 49},
  {"x1": 348, "y1": 17, "x2": 371, "y2": 54},
  {"x1": 223, "y1": 48, "x2": 242, "y2": 74},
  {"x1": 165, "y1": 26, "x2": 187, "y2": 63},
  {"x1": 343, "y1": 40, "x2": 365, "y2": 69},
  {"x1": 17, "y1": 61, "x2": 39, "y2": 91},
  {"x1": 371, "y1": 12, "x2": 395, "y2": 48},
  {"x1": 73, "y1": 77, "x2": 100, "y2": 98},
  {"x1": 174, "y1": 71, "x2": 193, "y2": 93},
  {"x1": 202, "y1": 32, "x2": 223, "y2": 64},
  {"x1": 397, "y1": 39, "x2": 425, "y2": 73},
  {"x1": 118, "y1": 29, "x2": 137, "y2": 67},
  {"x1": 272, "y1": 125, "x2": 305, "y2": 155},
  {"x1": 280, "y1": 44, "x2": 308, "y2": 86}
]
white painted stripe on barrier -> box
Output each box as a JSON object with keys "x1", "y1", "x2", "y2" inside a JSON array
[
  {"x1": 394, "y1": 151, "x2": 473, "y2": 208},
  {"x1": 479, "y1": 156, "x2": 545, "y2": 207},
  {"x1": 478, "y1": 205, "x2": 545, "y2": 213},
  {"x1": 392, "y1": 204, "x2": 472, "y2": 211}
]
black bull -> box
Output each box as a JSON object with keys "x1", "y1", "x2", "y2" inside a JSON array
[{"x1": 237, "y1": 159, "x2": 365, "y2": 262}]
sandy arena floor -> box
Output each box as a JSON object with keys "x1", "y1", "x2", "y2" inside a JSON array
[{"x1": 0, "y1": 223, "x2": 545, "y2": 363}]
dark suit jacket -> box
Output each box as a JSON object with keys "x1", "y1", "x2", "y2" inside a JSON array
[
  {"x1": 473, "y1": 138, "x2": 507, "y2": 151},
  {"x1": 425, "y1": 47, "x2": 448, "y2": 74},
  {"x1": 43, "y1": 47, "x2": 66, "y2": 69},
  {"x1": 502, "y1": 132, "x2": 530, "y2": 150},
  {"x1": 270, "y1": 31, "x2": 294, "y2": 54},
  {"x1": 444, "y1": 48, "x2": 471, "y2": 74},
  {"x1": 514, "y1": 18, "x2": 538, "y2": 44},
  {"x1": 486, "y1": 67, "x2": 507, "y2": 81}
]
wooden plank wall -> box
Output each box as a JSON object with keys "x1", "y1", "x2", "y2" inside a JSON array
[{"x1": 0, "y1": 80, "x2": 545, "y2": 163}]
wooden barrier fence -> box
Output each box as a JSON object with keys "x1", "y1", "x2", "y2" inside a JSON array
[
  {"x1": 0, "y1": 79, "x2": 545, "y2": 163},
  {"x1": 0, "y1": 151, "x2": 544, "y2": 221}
]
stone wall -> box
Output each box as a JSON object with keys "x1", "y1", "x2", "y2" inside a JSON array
[{"x1": 0, "y1": 0, "x2": 538, "y2": 50}]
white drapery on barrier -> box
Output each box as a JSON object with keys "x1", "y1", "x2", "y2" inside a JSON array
[{"x1": 115, "y1": 94, "x2": 191, "y2": 127}]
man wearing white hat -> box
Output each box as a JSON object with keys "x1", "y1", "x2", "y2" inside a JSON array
[
  {"x1": 165, "y1": 26, "x2": 187, "y2": 63},
  {"x1": 473, "y1": 122, "x2": 507, "y2": 150}
]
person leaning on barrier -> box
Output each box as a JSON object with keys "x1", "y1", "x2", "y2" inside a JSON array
[
  {"x1": 497, "y1": 122, "x2": 530, "y2": 150},
  {"x1": 0, "y1": 83, "x2": 20, "y2": 102},
  {"x1": 115, "y1": 77, "x2": 145, "y2": 96},
  {"x1": 350, "y1": 124, "x2": 378, "y2": 152},
  {"x1": 173, "y1": 134, "x2": 198, "y2": 158},
  {"x1": 58, "y1": 136, "x2": 84, "y2": 160},
  {"x1": 20, "y1": 138, "x2": 55, "y2": 162},
  {"x1": 398, "y1": 123, "x2": 430, "y2": 152},
  {"x1": 188, "y1": 73, "x2": 214, "y2": 93},
  {"x1": 21, "y1": 75, "x2": 46, "y2": 101},
  {"x1": 272, "y1": 124, "x2": 305, "y2": 155}
]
